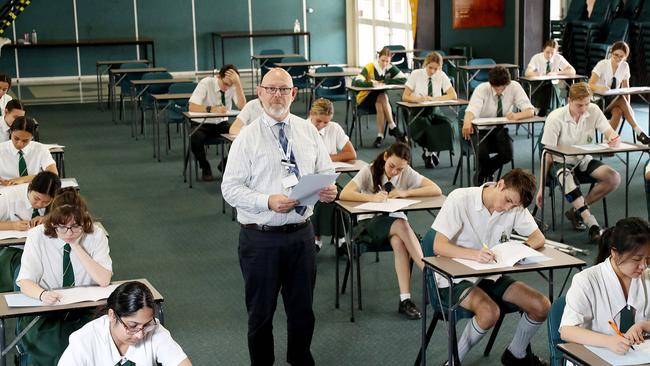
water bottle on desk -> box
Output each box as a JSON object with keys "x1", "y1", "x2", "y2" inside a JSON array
[
  {"x1": 31, "y1": 29, "x2": 37, "y2": 44},
  {"x1": 293, "y1": 19, "x2": 301, "y2": 33}
]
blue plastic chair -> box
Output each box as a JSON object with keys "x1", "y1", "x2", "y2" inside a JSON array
[
  {"x1": 547, "y1": 296, "x2": 567, "y2": 366},
  {"x1": 281, "y1": 56, "x2": 311, "y2": 108},
  {"x1": 138, "y1": 72, "x2": 173, "y2": 135},
  {"x1": 467, "y1": 58, "x2": 496, "y2": 94},
  {"x1": 259, "y1": 49, "x2": 284, "y2": 79},
  {"x1": 118, "y1": 62, "x2": 148, "y2": 120},
  {"x1": 385, "y1": 44, "x2": 410, "y2": 73},
  {"x1": 164, "y1": 82, "x2": 196, "y2": 152},
  {"x1": 313, "y1": 66, "x2": 351, "y2": 127}
]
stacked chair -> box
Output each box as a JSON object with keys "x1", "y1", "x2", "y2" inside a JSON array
[{"x1": 631, "y1": 0, "x2": 650, "y2": 85}]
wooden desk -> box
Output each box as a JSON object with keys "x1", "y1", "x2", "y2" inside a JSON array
[
  {"x1": 420, "y1": 247, "x2": 584, "y2": 365},
  {"x1": 107, "y1": 67, "x2": 167, "y2": 123},
  {"x1": 594, "y1": 86, "x2": 650, "y2": 132},
  {"x1": 95, "y1": 59, "x2": 150, "y2": 110},
  {"x1": 43, "y1": 145, "x2": 66, "y2": 177},
  {"x1": 333, "y1": 160, "x2": 367, "y2": 174},
  {"x1": 250, "y1": 53, "x2": 302, "y2": 92},
  {"x1": 211, "y1": 30, "x2": 310, "y2": 69},
  {"x1": 518, "y1": 74, "x2": 588, "y2": 100},
  {"x1": 0, "y1": 278, "x2": 162, "y2": 366},
  {"x1": 334, "y1": 195, "x2": 446, "y2": 322},
  {"x1": 306, "y1": 70, "x2": 358, "y2": 105},
  {"x1": 151, "y1": 93, "x2": 194, "y2": 161},
  {"x1": 556, "y1": 343, "x2": 650, "y2": 366},
  {"x1": 457, "y1": 63, "x2": 520, "y2": 98},
  {"x1": 274, "y1": 60, "x2": 329, "y2": 70},
  {"x1": 346, "y1": 84, "x2": 407, "y2": 147}
]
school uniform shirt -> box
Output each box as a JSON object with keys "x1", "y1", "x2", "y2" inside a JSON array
[
  {"x1": 465, "y1": 81, "x2": 534, "y2": 123},
  {"x1": 591, "y1": 59, "x2": 630, "y2": 89},
  {"x1": 0, "y1": 118, "x2": 10, "y2": 142},
  {"x1": 405, "y1": 68, "x2": 452, "y2": 97},
  {"x1": 431, "y1": 183, "x2": 538, "y2": 287},
  {"x1": 561, "y1": 258, "x2": 650, "y2": 335},
  {"x1": 0, "y1": 94, "x2": 12, "y2": 117},
  {"x1": 16, "y1": 223, "x2": 112, "y2": 290},
  {"x1": 0, "y1": 140, "x2": 56, "y2": 180},
  {"x1": 222, "y1": 112, "x2": 334, "y2": 226},
  {"x1": 58, "y1": 314, "x2": 188, "y2": 366},
  {"x1": 351, "y1": 164, "x2": 423, "y2": 221},
  {"x1": 0, "y1": 184, "x2": 43, "y2": 221},
  {"x1": 541, "y1": 103, "x2": 611, "y2": 165},
  {"x1": 188, "y1": 76, "x2": 240, "y2": 124},
  {"x1": 527, "y1": 52, "x2": 571, "y2": 75},
  {"x1": 237, "y1": 98, "x2": 265, "y2": 128},
  {"x1": 307, "y1": 118, "x2": 349, "y2": 155}
]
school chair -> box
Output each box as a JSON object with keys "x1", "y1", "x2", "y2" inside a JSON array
[
  {"x1": 258, "y1": 49, "x2": 284, "y2": 79},
  {"x1": 546, "y1": 296, "x2": 567, "y2": 366},
  {"x1": 12, "y1": 265, "x2": 30, "y2": 366},
  {"x1": 413, "y1": 228, "x2": 520, "y2": 366},
  {"x1": 164, "y1": 82, "x2": 196, "y2": 153},
  {"x1": 280, "y1": 56, "x2": 310, "y2": 108},
  {"x1": 556, "y1": 0, "x2": 588, "y2": 58},
  {"x1": 313, "y1": 66, "x2": 351, "y2": 127},
  {"x1": 385, "y1": 44, "x2": 410, "y2": 73},
  {"x1": 568, "y1": 0, "x2": 618, "y2": 74},
  {"x1": 621, "y1": 0, "x2": 643, "y2": 19},
  {"x1": 587, "y1": 18, "x2": 630, "y2": 71},
  {"x1": 466, "y1": 58, "x2": 495, "y2": 95},
  {"x1": 118, "y1": 62, "x2": 147, "y2": 121},
  {"x1": 138, "y1": 71, "x2": 173, "y2": 135}
]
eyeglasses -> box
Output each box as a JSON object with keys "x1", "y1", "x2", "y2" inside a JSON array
[
  {"x1": 116, "y1": 315, "x2": 157, "y2": 335},
  {"x1": 259, "y1": 85, "x2": 293, "y2": 95},
  {"x1": 55, "y1": 225, "x2": 83, "y2": 234}
]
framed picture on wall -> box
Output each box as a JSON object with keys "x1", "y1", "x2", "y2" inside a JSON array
[{"x1": 453, "y1": 0, "x2": 504, "y2": 29}]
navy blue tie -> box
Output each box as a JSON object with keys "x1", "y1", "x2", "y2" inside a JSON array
[{"x1": 277, "y1": 123, "x2": 307, "y2": 215}]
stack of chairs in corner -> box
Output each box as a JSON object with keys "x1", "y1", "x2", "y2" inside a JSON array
[
  {"x1": 557, "y1": 0, "x2": 588, "y2": 58},
  {"x1": 631, "y1": 0, "x2": 650, "y2": 86},
  {"x1": 586, "y1": 18, "x2": 630, "y2": 72}
]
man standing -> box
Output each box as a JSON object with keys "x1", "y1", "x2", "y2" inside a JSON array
[{"x1": 222, "y1": 68, "x2": 337, "y2": 366}]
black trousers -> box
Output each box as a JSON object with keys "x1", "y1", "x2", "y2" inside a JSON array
[
  {"x1": 190, "y1": 121, "x2": 230, "y2": 172},
  {"x1": 238, "y1": 224, "x2": 317, "y2": 366},
  {"x1": 477, "y1": 126, "x2": 513, "y2": 181}
]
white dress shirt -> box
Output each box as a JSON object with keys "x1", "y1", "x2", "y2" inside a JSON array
[
  {"x1": 222, "y1": 112, "x2": 334, "y2": 225},
  {"x1": 0, "y1": 140, "x2": 56, "y2": 180},
  {"x1": 16, "y1": 223, "x2": 112, "y2": 290},
  {"x1": 527, "y1": 52, "x2": 572, "y2": 75},
  {"x1": 308, "y1": 119, "x2": 349, "y2": 155},
  {"x1": 465, "y1": 81, "x2": 534, "y2": 120},
  {"x1": 0, "y1": 118, "x2": 10, "y2": 142},
  {"x1": 405, "y1": 68, "x2": 453, "y2": 97},
  {"x1": 592, "y1": 59, "x2": 630, "y2": 89},
  {"x1": 237, "y1": 98, "x2": 265, "y2": 128},
  {"x1": 432, "y1": 183, "x2": 538, "y2": 287},
  {"x1": 189, "y1": 76, "x2": 239, "y2": 124},
  {"x1": 0, "y1": 184, "x2": 43, "y2": 221},
  {"x1": 58, "y1": 314, "x2": 188, "y2": 366},
  {"x1": 0, "y1": 94, "x2": 12, "y2": 117}
]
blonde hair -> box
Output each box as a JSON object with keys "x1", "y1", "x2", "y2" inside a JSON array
[
  {"x1": 423, "y1": 52, "x2": 443, "y2": 67},
  {"x1": 568, "y1": 82, "x2": 592, "y2": 100},
  {"x1": 310, "y1": 98, "x2": 334, "y2": 116}
]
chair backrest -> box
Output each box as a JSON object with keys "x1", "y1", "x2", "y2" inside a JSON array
[
  {"x1": 621, "y1": 0, "x2": 642, "y2": 19},
  {"x1": 547, "y1": 296, "x2": 567, "y2": 366},
  {"x1": 167, "y1": 82, "x2": 196, "y2": 111},
  {"x1": 564, "y1": 0, "x2": 588, "y2": 22},
  {"x1": 314, "y1": 66, "x2": 346, "y2": 97},
  {"x1": 589, "y1": 0, "x2": 613, "y2": 23},
  {"x1": 141, "y1": 71, "x2": 173, "y2": 95},
  {"x1": 385, "y1": 44, "x2": 409, "y2": 72},
  {"x1": 119, "y1": 62, "x2": 148, "y2": 91},
  {"x1": 281, "y1": 56, "x2": 309, "y2": 86},
  {"x1": 637, "y1": 0, "x2": 650, "y2": 21},
  {"x1": 259, "y1": 49, "x2": 285, "y2": 77},
  {"x1": 468, "y1": 58, "x2": 496, "y2": 91},
  {"x1": 604, "y1": 18, "x2": 630, "y2": 44}
]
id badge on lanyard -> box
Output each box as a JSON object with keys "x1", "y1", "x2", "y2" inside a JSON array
[{"x1": 278, "y1": 139, "x2": 298, "y2": 189}]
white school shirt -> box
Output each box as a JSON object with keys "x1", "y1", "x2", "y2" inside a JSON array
[
  {"x1": 561, "y1": 258, "x2": 650, "y2": 335},
  {"x1": 0, "y1": 140, "x2": 56, "y2": 180},
  {"x1": 351, "y1": 164, "x2": 423, "y2": 221},
  {"x1": 405, "y1": 68, "x2": 453, "y2": 97},
  {"x1": 541, "y1": 103, "x2": 611, "y2": 165},
  {"x1": 307, "y1": 118, "x2": 349, "y2": 155},
  {"x1": 0, "y1": 118, "x2": 10, "y2": 142},
  {"x1": 58, "y1": 314, "x2": 188, "y2": 366},
  {"x1": 188, "y1": 76, "x2": 240, "y2": 124},
  {"x1": 16, "y1": 223, "x2": 112, "y2": 290},
  {"x1": 591, "y1": 59, "x2": 630, "y2": 89},
  {"x1": 0, "y1": 94, "x2": 12, "y2": 117},
  {"x1": 526, "y1": 52, "x2": 571, "y2": 75},
  {"x1": 221, "y1": 112, "x2": 334, "y2": 226},
  {"x1": 465, "y1": 81, "x2": 534, "y2": 120},
  {"x1": 0, "y1": 184, "x2": 43, "y2": 221},
  {"x1": 431, "y1": 183, "x2": 538, "y2": 287},
  {"x1": 237, "y1": 98, "x2": 265, "y2": 128}
]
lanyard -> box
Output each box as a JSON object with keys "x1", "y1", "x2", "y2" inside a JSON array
[{"x1": 265, "y1": 118, "x2": 295, "y2": 165}]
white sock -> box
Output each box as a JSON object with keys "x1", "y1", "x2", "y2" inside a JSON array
[
  {"x1": 388, "y1": 122, "x2": 397, "y2": 130},
  {"x1": 507, "y1": 313, "x2": 542, "y2": 359},
  {"x1": 399, "y1": 293, "x2": 411, "y2": 302},
  {"x1": 457, "y1": 317, "x2": 488, "y2": 361},
  {"x1": 377, "y1": 133, "x2": 383, "y2": 138},
  {"x1": 337, "y1": 237, "x2": 346, "y2": 247},
  {"x1": 634, "y1": 126, "x2": 645, "y2": 135},
  {"x1": 583, "y1": 214, "x2": 598, "y2": 228},
  {"x1": 314, "y1": 239, "x2": 323, "y2": 248}
]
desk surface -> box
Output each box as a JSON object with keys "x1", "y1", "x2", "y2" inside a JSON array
[
  {"x1": 389, "y1": 48, "x2": 422, "y2": 54},
  {"x1": 397, "y1": 99, "x2": 470, "y2": 108},
  {"x1": 595, "y1": 86, "x2": 650, "y2": 96},
  {"x1": 214, "y1": 30, "x2": 310, "y2": 38},
  {"x1": 545, "y1": 142, "x2": 650, "y2": 156},
  {"x1": 457, "y1": 63, "x2": 519, "y2": 70},
  {"x1": 557, "y1": 343, "x2": 643, "y2": 366},
  {"x1": 275, "y1": 61, "x2": 329, "y2": 67},
  {"x1": 347, "y1": 84, "x2": 405, "y2": 92},
  {"x1": 109, "y1": 67, "x2": 167, "y2": 74},
  {"x1": 152, "y1": 93, "x2": 193, "y2": 101},
  {"x1": 7, "y1": 38, "x2": 154, "y2": 48},
  {"x1": 306, "y1": 71, "x2": 359, "y2": 78},
  {"x1": 221, "y1": 133, "x2": 237, "y2": 142},
  {"x1": 334, "y1": 159, "x2": 368, "y2": 173},
  {"x1": 413, "y1": 55, "x2": 468, "y2": 61},
  {"x1": 130, "y1": 78, "x2": 194, "y2": 86},
  {"x1": 423, "y1": 246, "x2": 585, "y2": 279},
  {"x1": 251, "y1": 53, "x2": 301, "y2": 60},
  {"x1": 0, "y1": 278, "x2": 162, "y2": 318},
  {"x1": 96, "y1": 59, "x2": 149, "y2": 66},
  {"x1": 472, "y1": 116, "x2": 546, "y2": 127},
  {"x1": 519, "y1": 74, "x2": 588, "y2": 82},
  {"x1": 183, "y1": 111, "x2": 240, "y2": 119},
  {"x1": 336, "y1": 195, "x2": 446, "y2": 215}
]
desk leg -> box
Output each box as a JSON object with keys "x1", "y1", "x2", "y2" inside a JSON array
[
  {"x1": 0, "y1": 318, "x2": 5, "y2": 366},
  {"x1": 560, "y1": 157, "x2": 567, "y2": 243},
  {"x1": 111, "y1": 72, "x2": 116, "y2": 123},
  {"x1": 153, "y1": 100, "x2": 159, "y2": 160},
  {"x1": 448, "y1": 285, "x2": 459, "y2": 366},
  {"x1": 131, "y1": 85, "x2": 137, "y2": 139},
  {"x1": 349, "y1": 213, "x2": 355, "y2": 322},
  {"x1": 96, "y1": 65, "x2": 101, "y2": 110},
  {"x1": 531, "y1": 123, "x2": 535, "y2": 174},
  {"x1": 421, "y1": 266, "x2": 427, "y2": 365},
  {"x1": 211, "y1": 33, "x2": 216, "y2": 71},
  {"x1": 549, "y1": 269, "x2": 554, "y2": 300},
  {"x1": 626, "y1": 152, "x2": 629, "y2": 217}
]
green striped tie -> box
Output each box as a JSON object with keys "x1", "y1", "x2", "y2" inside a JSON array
[
  {"x1": 220, "y1": 90, "x2": 226, "y2": 106},
  {"x1": 31, "y1": 208, "x2": 39, "y2": 219},
  {"x1": 496, "y1": 94, "x2": 503, "y2": 117},
  {"x1": 620, "y1": 305, "x2": 634, "y2": 333},
  {"x1": 115, "y1": 361, "x2": 135, "y2": 366},
  {"x1": 545, "y1": 60, "x2": 551, "y2": 74},
  {"x1": 18, "y1": 150, "x2": 27, "y2": 177},
  {"x1": 427, "y1": 77, "x2": 433, "y2": 97},
  {"x1": 63, "y1": 243, "x2": 75, "y2": 287}
]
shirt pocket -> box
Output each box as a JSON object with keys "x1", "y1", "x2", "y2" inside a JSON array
[{"x1": 491, "y1": 224, "x2": 512, "y2": 245}]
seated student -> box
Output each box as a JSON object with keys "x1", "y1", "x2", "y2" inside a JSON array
[
  {"x1": 646, "y1": 162, "x2": 650, "y2": 221},
  {"x1": 560, "y1": 217, "x2": 650, "y2": 355},
  {"x1": 402, "y1": 51, "x2": 457, "y2": 168},
  {"x1": 188, "y1": 64, "x2": 246, "y2": 181},
  {"x1": 462, "y1": 66, "x2": 536, "y2": 184},
  {"x1": 0, "y1": 115, "x2": 57, "y2": 185},
  {"x1": 589, "y1": 41, "x2": 650, "y2": 144},
  {"x1": 432, "y1": 168, "x2": 550, "y2": 365},
  {"x1": 16, "y1": 188, "x2": 112, "y2": 365},
  {"x1": 0, "y1": 171, "x2": 60, "y2": 292},
  {"x1": 0, "y1": 72, "x2": 12, "y2": 115},
  {"x1": 340, "y1": 142, "x2": 442, "y2": 319},
  {"x1": 59, "y1": 281, "x2": 192, "y2": 366},
  {"x1": 228, "y1": 98, "x2": 264, "y2": 135},
  {"x1": 0, "y1": 98, "x2": 24, "y2": 141},
  {"x1": 525, "y1": 39, "x2": 576, "y2": 116},
  {"x1": 352, "y1": 47, "x2": 407, "y2": 148},
  {"x1": 538, "y1": 82, "x2": 620, "y2": 243},
  {"x1": 308, "y1": 98, "x2": 357, "y2": 252}
]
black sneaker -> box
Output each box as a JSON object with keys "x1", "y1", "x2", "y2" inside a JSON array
[
  {"x1": 430, "y1": 152, "x2": 440, "y2": 167},
  {"x1": 373, "y1": 136, "x2": 383, "y2": 148},
  {"x1": 501, "y1": 347, "x2": 548, "y2": 366},
  {"x1": 565, "y1": 208, "x2": 587, "y2": 231},
  {"x1": 422, "y1": 152, "x2": 433, "y2": 169},
  {"x1": 398, "y1": 299, "x2": 422, "y2": 320},
  {"x1": 588, "y1": 225, "x2": 602, "y2": 244},
  {"x1": 388, "y1": 127, "x2": 406, "y2": 143},
  {"x1": 637, "y1": 131, "x2": 650, "y2": 145}
]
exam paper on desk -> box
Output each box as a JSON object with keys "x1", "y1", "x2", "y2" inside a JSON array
[
  {"x1": 452, "y1": 241, "x2": 550, "y2": 270},
  {"x1": 355, "y1": 198, "x2": 420, "y2": 213},
  {"x1": 6, "y1": 284, "x2": 120, "y2": 307},
  {"x1": 586, "y1": 341, "x2": 650, "y2": 366}
]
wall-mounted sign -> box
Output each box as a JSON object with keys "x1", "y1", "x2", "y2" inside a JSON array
[{"x1": 453, "y1": 0, "x2": 505, "y2": 29}]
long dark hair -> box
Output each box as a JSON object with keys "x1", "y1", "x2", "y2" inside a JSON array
[
  {"x1": 595, "y1": 217, "x2": 650, "y2": 264},
  {"x1": 370, "y1": 142, "x2": 410, "y2": 193},
  {"x1": 10, "y1": 116, "x2": 37, "y2": 135},
  {"x1": 106, "y1": 281, "x2": 156, "y2": 317},
  {"x1": 28, "y1": 171, "x2": 61, "y2": 198}
]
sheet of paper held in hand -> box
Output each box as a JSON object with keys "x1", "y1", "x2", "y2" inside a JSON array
[
  {"x1": 586, "y1": 341, "x2": 650, "y2": 366},
  {"x1": 453, "y1": 241, "x2": 550, "y2": 270},
  {"x1": 5, "y1": 284, "x2": 120, "y2": 307},
  {"x1": 355, "y1": 199, "x2": 420, "y2": 213},
  {"x1": 288, "y1": 173, "x2": 340, "y2": 205}
]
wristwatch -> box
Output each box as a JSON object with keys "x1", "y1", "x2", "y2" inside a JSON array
[{"x1": 206, "y1": 105, "x2": 212, "y2": 113}]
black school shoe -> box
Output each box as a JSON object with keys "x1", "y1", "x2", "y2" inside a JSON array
[
  {"x1": 637, "y1": 131, "x2": 650, "y2": 145},
  {"x1": 501, "y1": 347, "x2": 548, "y2": 366},
  {"x1": 398, "y1": 299, "x2": 422, "y2": 320},
  {"x1": 422, "y1": 152, "x2": 434, "y2": 169},
  {"x1": 588, "y1": 225, "x2": 602, "y2": 244},
  {"x1": 373, "y1": 136, "x2": 383, "y2": 148},
  {"x1": 388, "y1": 127, "x2": 407, "y2": 143},
  {"x1": 430, "y1": 152, "x2": 440, "y2": 167}
]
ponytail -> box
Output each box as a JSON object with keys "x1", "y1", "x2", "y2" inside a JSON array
[{"x1": 594, "y1": 217, "x2": 650, "y2": 265}]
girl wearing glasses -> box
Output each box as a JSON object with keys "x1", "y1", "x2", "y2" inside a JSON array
[
  {"x1": 561, "y1": 217, "x2": 650, "y2": 355},
  {"x1": 339, "y1": 142, "x2": 441, "y2": 320},
  {"x1": 16, "y1": 188, "x2": 112, "y2": 365},
  {"x1": 59, "y1": 281, "x2": 192, "y2": 366},
  {"x1": 588, "y1": 41, "x2": 650, "y2": 144},
  {"x1": 0, "y1": 171, "x2": 60, "y2": 292},
  {"x1": 0, "y1": 98, "x2": 24, "y2": 142},
  {"x1": 0, "y1": 115, "x2": 57, "y2": 186}
]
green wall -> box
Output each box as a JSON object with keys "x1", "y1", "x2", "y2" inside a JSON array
[{"x1": 0, "y1": 0, "x2": 347, "y2": 78}]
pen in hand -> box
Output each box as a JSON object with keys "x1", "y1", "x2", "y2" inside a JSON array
[
  {"x1": 482, "y1": 243, "x2": 496, "y2": 263},
  {"x1": 608, "y1": 320, "x2": 636, "y2": 350}
]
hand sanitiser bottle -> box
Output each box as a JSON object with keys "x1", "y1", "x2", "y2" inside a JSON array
[
  {"x1": 293, "y1": 19, "x2": 300, "y2": 33},
  {"x1": 31, "y1": 29, "x2": 37, "y2": 44}
]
